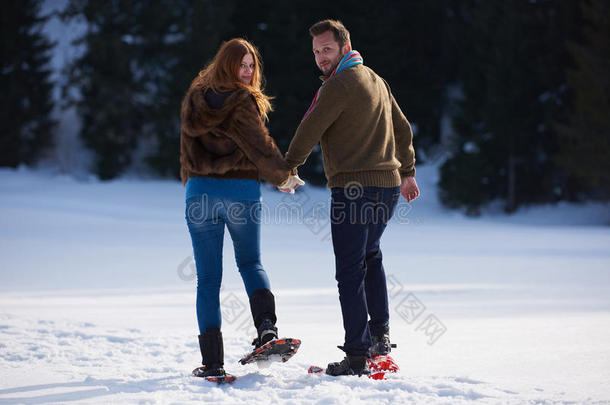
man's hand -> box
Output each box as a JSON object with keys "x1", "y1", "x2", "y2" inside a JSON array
[
  {"x1": 278, "y1": 175, "x2": 306, "y2": 194},
  {"x1": 401, "y1": 176, "x2": 420, "y2": 202}
]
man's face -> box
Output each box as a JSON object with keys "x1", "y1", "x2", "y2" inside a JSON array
[{"x1": 312, "y1": 31, "x2": 346, "y2": 76}]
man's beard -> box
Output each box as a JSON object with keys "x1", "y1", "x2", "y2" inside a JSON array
[{"x1": 322, "y1": 52, "x2": 344, "y2": 75}]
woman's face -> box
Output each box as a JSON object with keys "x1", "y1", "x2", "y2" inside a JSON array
[{"x1": 239, "y1": 53, "x2": 254, "y2": 85}]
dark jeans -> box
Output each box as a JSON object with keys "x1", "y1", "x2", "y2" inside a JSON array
[{"x1": 330, "y1": 185, "x2": 400, "y2": 355}]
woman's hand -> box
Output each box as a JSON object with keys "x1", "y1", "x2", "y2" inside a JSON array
[{"x1": 278, "y1": 175, "x2": 306, "y2": 194}]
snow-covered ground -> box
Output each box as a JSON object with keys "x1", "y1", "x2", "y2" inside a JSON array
[{"x1": 1, "y1": 164, "x2": 609, "y2": 404}]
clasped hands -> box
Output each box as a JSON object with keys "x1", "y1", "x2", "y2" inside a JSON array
[
  {"x1": 278, "y1": 175, "x2": 305, "y2": 194},
  {"x1": 279, "y1": 175, "x2": 420, "y2": 201}
]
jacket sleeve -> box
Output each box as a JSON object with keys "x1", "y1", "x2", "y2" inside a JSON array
[
  {"x1": 284, "y1": 78, "x2": 347, "y2": 173},
  {"x1": 385, "y1": 81, "x2": 415, "y2": 177},
  {"x1": 225, "y1": 93, "x2": 291, "y2": 187}
]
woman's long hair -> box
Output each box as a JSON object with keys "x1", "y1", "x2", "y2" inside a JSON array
[{"x1": 191, "y1": 38, "x2": 273, "y2": 121}]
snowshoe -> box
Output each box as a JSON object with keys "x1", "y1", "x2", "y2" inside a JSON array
[
  {"x1": 239, "y1": 337, "x2": 301, "y2": 365},
  {"x1": 192, "y1": 366, "x2": 236, "y2": 384}
]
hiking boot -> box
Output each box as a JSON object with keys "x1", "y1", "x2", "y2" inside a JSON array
[
  {"x1": 193, "y1": 327, "x2": 225, "y2": 376},
  {"x1": 370, "y1": 333, "x2": 392, "y2": 356},
  {"x1": 252, "y1": 318, "x2": 278, "y2": 348},
  {"x1": 326, "y1": 354, "x2": 370, "y2": 376}
]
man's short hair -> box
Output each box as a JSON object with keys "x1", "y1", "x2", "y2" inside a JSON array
[{"x1": 309, "y1": 19, "x2": 351, "y2": 49}]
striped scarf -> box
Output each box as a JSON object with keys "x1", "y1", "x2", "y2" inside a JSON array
[{"x1": 302, "y1": 50, "x2": 363, "y2": 120}]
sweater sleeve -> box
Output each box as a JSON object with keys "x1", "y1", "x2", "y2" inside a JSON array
[
  {"x1": 285, "y1": 78, "x2": 347, "y2": 173},
  {"x1": 224, "y1": 93, "x2": 291, "y2": 186},
  {"x1": 388, "y1": 87, "x2": 416, "y2": 177}
]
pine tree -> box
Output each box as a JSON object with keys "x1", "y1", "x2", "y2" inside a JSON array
[
  {"x1": 555, "y1": 0, "x2": 610, "y2": 199},
  {"x1": 0, "y1": 0, "x2": 55, "y2": 167},
  {"x1": 143, "y1": 0, "x2": 235, "y2": 178},
  {"x1": 366, "y1": 0, "x2": 455, "y2": 153},
  {"x1": 62, "y1": 0, "x2": 146, "y2": 180},
  {"x1": 439, "y1": 0, "x2": 580, "y2": 214}
]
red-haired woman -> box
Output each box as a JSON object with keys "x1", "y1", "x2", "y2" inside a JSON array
[{"x1": 180, "y1": 38, "x2": 303, "y2": 379}]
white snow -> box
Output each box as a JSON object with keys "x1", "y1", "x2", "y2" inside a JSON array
[{"x1": 1, "y1": 164, "x2": 609, "y2": 404}]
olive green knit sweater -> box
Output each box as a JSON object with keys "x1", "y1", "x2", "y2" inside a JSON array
[{"x1": 285, "y1": 64, "x2": 415, "y2": 189}]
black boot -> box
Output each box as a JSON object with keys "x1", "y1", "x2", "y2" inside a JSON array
[
  {"x1": 195, "y1": 327, "x2": 225, "y2": 377},
  {"x1": 249, "y1": 288, "x2": 278, "y2": 348},
  {"x1": 326, "y1": 354, "x2": 370, "y2": 376},
  {"x1": 253, "y1": 318, "x2": 278, "y2": 348},
  {"x1": 370, "y1": 332, "x2": 392, "y2": 356}
]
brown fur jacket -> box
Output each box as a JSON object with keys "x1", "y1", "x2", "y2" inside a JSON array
[{"x1": 180, "y1": 86, "x2": 290, "y2": 187}]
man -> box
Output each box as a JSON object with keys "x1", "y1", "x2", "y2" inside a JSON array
[{"x1": 280, "y1": 19, "x2": 420, "y2": 376}]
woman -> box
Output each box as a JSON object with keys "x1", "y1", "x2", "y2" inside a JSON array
[{"x1": 180, "y1": 38, "x2": 302, "y2": 379}]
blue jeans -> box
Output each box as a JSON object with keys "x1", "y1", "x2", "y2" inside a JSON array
[
  {"x1": 185, "y1": 194, "x2": 270, "y2": 333},
  {"x1": 330, "y1": 186, "x2": 400, "y2": 355}
]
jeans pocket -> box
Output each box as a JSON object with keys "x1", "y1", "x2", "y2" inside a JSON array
[
  {"x1": 362, "y1": 187, "x2": 381, "y2": 203},
  {"x1": 185, "y1": 195, "x2": 219, "y2": 225},
  {"x1": 363, "y1": 193, "x2": 379, "y2": 203}
]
